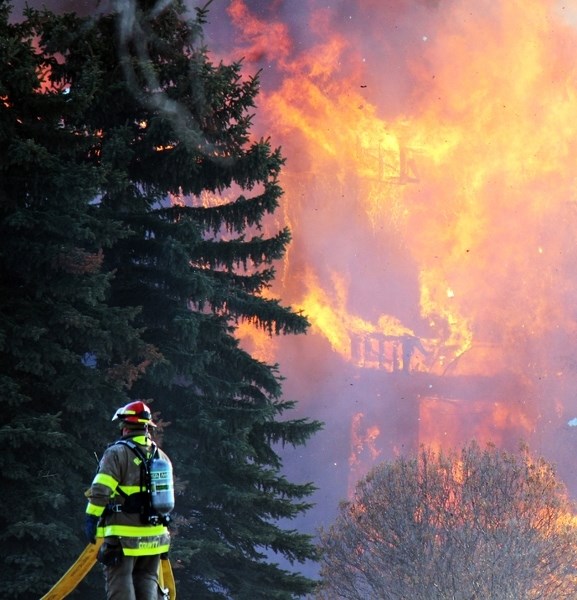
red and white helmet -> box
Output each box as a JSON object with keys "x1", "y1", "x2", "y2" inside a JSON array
[{"x1": 112, "y1": 400, "x2": 156, "y2": 427}]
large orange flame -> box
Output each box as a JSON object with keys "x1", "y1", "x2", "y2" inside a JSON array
[{"x1": 207, "y1": 0, "x2": 577, "y2": 491}]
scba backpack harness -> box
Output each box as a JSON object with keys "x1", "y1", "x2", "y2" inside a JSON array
[{"x1": 108, "y1": 439, "x2": 175, "y2": 525}]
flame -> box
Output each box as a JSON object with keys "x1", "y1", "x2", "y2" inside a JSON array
[
  {"x1": 349, "y1": 412, "x2": 381, "y2": 494},
  {"x1": 205, "y1": 0, "x2": 577, "y2": 490},
  {"x1": 235, "y1": 319, "x2": 278, "y2": 364},
  {"x1": 257, "y1": 0, "x2": 577, "y2": 358}
]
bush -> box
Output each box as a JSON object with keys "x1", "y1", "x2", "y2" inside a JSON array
[{"x1": 317, "y1": 442, "x2": 577, "y2": 600}]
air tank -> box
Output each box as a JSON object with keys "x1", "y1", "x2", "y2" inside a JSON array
[{"x1": 149, "y1": 457, "x2": 175, "y2": 516}]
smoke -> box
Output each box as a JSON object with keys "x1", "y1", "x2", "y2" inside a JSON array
[
  {"x1": 10, "y1": 0, "x2": 112, "y2": 17},
  {"x1": 112, "y1": 0, "x2": 214, "y2": 155}
]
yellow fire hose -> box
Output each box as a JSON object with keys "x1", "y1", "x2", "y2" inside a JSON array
[
  {"x1": 40, "y1": 539, "x2": 103, "y2": 600},
  {"x1": 40, "y1": 539, "x2": 176, "y2": 600}
]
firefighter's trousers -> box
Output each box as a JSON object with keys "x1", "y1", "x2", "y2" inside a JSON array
[{"x1": 104, "y1": 553, "x2": 160, "y2": 600}]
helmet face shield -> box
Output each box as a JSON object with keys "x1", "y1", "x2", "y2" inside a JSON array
[{"x1": 112, "y1": 400, "x2": 157, "y2": 427}]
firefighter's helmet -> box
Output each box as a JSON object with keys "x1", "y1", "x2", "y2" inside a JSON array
[{"x1": 112, "y1": 400, "x2": 156, "y2": 427}]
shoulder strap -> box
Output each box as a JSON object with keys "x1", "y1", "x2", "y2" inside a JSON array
[
  {"x1": 115, "y1": 439, "x2": 158, "y2": 464},
  {"x1": 111, "y1": 440, "x2": 157, "y2": 507}
]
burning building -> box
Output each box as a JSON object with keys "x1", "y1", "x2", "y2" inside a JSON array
[{"x1": 206, "y1": 0, "x2": 577, "y2": 516}]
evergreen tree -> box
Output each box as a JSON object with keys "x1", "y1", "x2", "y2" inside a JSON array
[
  {"x1": 28, "y1": 1, "x2": 322, "y2": 598},
  {"x1": 0, "y1": 2, "x2": 158, "y2": 597}
]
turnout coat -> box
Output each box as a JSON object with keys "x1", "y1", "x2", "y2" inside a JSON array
[{"x1": 85, "y1": 431, "x2": 171, "y2": 556}]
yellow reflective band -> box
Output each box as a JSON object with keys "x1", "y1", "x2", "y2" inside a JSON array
[
  {"x1": 130, "y1": 435, "x2": 150, "y2": 447},
  {"x1": 123, "y1": 542, "x2": 170, "y2": 556},
  {"x1": 86, "y1": 503, "x2": 105, "y2": 517},
  {"x1": 100, "y1": 524, "x2": 168, "y2": 538},
  {"x1": 93, "y1": 473, "x2": 118, "y2": 491},
  {"x1": 118, "y1": 485, "x2": 142, "y2": 496}
]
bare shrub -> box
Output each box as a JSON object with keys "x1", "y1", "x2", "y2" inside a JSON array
[{"x1": 317, "y1": 442, "x2": 577, "y2": 600}]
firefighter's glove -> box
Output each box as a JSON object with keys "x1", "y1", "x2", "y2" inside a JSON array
[{"x1": 84, "y1": 515, "x2": 99, "y2": 544}]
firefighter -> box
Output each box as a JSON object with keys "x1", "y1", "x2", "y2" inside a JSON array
[{"x1": 84, "y1": 400, "x2": 172, "y2": 600}]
